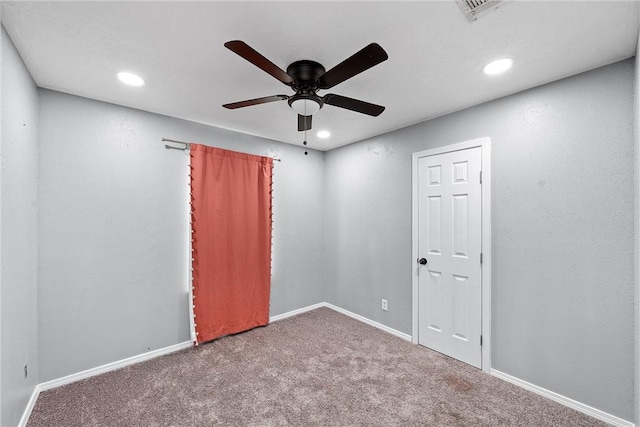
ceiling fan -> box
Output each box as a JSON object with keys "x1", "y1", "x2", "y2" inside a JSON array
[{"x1": 222, "y1": 40, "x2": 388, "y2": 132}]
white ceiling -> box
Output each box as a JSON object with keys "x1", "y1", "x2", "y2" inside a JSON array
[{"x1": 2, "y1": 1, "x2": 639, "y2": 151}]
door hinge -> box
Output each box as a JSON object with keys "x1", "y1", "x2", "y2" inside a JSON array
[
  {"x1": 480, "y1": 335, "x2": 483, "y2": 346},
  {"x1": 480, "y1": 253, "x2": 483, "y2": 265},
  {"x1": 479, "y1": 170, "x2": 483, "y2": 184}
]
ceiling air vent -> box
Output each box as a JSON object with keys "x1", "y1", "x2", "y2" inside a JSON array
[{"x1": 457, "y1": 0, "x2": 503, "y2": 21}]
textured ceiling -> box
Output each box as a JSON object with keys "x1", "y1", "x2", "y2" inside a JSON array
[{"x1": 2, "y1": 1, "x2": 638, "y2": 151}]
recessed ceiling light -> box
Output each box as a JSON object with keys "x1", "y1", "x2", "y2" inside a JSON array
[
  {"x1": 317, "y1": 130, "x2": 331, "y2": 139},
  {"x1": 483, "y1": 58, "x2": 513, "y2": 76},
  {"x1": 117, "y1": 72, "x2": 145, "y2": 86}
]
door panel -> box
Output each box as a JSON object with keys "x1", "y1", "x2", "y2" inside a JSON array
[
  {"x1": 427, "y1": 196, "x2": 442, "y2": 254},
  {"x1": 427, "y1": 270, "x2": 442, "y2": 332},
  {"x1": 418, "y1": 146, "x2": 482, "y2": 368},
  {"x1": 453, "y1": 194, "x2": 469, "y2": 257}
]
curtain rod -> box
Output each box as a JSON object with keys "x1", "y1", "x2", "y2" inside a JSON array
[{"x1": 162, "y1": 138, "x2": 281, "y2": 162}]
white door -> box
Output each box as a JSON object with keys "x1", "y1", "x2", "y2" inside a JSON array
[{"x1": 417, "y1": 146, "x2": 482, "y2": 368}]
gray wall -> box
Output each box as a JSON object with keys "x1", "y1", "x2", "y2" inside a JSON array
[
  {"x1": 325, "y1": 59, "x2": 635, "y2": 421},
  {"x1": 635, "y1": 26, "x2": 640, "y2": 427},
  {"x1": 1, "y1": 26, "x2": 39, "y2": 426},
  {"x1": 37, "y1": 90, "x2": 324, "y2": 382}
]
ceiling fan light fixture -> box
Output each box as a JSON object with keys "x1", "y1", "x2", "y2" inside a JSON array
[
  {"x1": 117, "y1": 71, "x2": 145, "y2": 86},
  {"x1": 288, "y1": 94, "x2": 322, "y2": 115},
  {"x1": 483, "y1": 58, "x2": 513, "y2": 75}
]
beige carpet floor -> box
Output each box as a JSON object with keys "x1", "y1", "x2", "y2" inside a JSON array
[{"x1": 27, "y1": 307, "x2": 607, "y2": 426}]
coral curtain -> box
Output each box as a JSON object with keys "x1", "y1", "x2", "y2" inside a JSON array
[{"x1": 190, "y1": 144, "x2": 272, "y2": 344}]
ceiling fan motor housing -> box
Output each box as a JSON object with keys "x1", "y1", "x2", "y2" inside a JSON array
[
  {"x1": 287, "y1": 60, "x2": 326, "y2": 86},
  {"x1": 286, "y1": 60, "x2": 326, "y2": 115}
]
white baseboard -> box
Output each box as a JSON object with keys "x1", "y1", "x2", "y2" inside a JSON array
[
  {"x1": 38, "y1": 341, "x2": 193, "y2": 392},
  {"x1": 269, "y1": 302, "x2": 326, "y2": 323},
  {"x1": 18, "y1": 384, "x2": 41, "y2": 427},
  {"x1": 324, "y1": 303, "x2": 412, "y2": 342},
  {"x1": 271, "y1": 302, "x2": 411, "y2": 341},
  {"x1": 19, "y1": 341, "x2": 192, "y2": 427},
  {"x1": 490, "y1": 369, "x2": 634, "y2": 427}
]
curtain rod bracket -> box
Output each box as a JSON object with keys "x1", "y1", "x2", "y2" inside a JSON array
[{"x1": 163, "y1": 138, "x2": 190, "y2": 151}]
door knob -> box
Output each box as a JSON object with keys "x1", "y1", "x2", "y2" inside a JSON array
[{"x1": 418, "y1": 258, "x2": 427, "y2": 265}]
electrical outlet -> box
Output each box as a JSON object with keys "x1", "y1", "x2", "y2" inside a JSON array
[{"x1": 381, "y1": 299, "x2": 388, "y2": 311}]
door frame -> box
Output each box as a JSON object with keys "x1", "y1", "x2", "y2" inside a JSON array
[{"x1": 411, "y1": 137, "x2": 492, "y2": 373}]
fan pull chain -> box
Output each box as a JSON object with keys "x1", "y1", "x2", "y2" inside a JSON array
[{"x1": 304, "y1": 128, "x2": 308, "y2": 156}]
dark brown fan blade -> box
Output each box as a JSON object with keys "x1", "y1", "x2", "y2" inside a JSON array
[
  {"x1": 322, "y1": 94, "x2": 385, "y2": 116},
  {"x1": 298, "y1": 115, "x2": 313, "y2": 131},
  {"x1": 223, "y1": 95, "x2": 289, "y2": 109},
  {"x1": 316, "y1": 43, "x2": 388, "y2": 90},
  {"x1": 225, "y1": 40, "x2": 294, "y2": 85}
]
